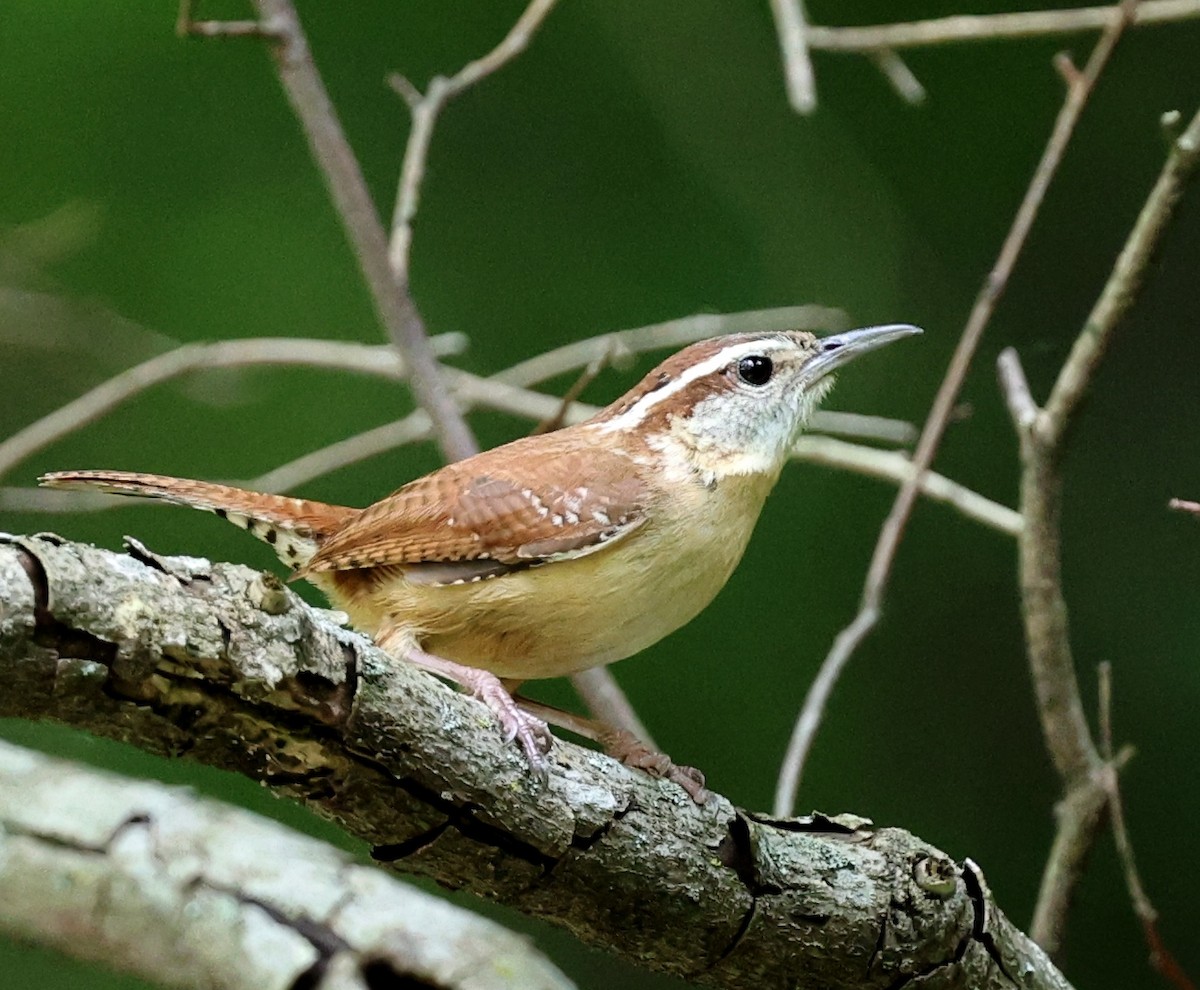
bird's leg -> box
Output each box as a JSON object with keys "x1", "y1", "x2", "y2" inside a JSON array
[
  {"x1": 375, "y1": 627, "x2": 552, "y2": 770},
  {"x1": 513, "y1": 696, "x2": 709, "y2": 803}
]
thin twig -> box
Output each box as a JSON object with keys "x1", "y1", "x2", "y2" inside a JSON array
[
  {"x1": 2, "y1": 308, "x2": 901, "y2": 510},
  {"x1": 791, "y1": 437, "x2": 1022, "y2": 536},
  {"x1": 494, "y1": 304, "x2": 843, "y2": 388},
  {"x1": 388, "y1": 0, "x2": 559, "y2": 279},
  {"x1": 567, "y1": 668, "x2": 658, "y2": 752},
  {"x1": 242, "y1": 306, "x2": 890, "y2": 490},
  {"x1": 869, "y1": 49, "x2": 927, "y2": 105},
  {"x1": 246, "y1": 413, "x2": 917, "y2": 499},
  {"x1": 768, "y1": 0, "x2": 818, "y2": 114},
  {"x1": 772, "y1": 2, "x2": 1138, "y2": 819},
  {"x1": 997, "y1": 350, "x2": 1039, "y2": 429},
  {"x1": 1097, "y1": 664, "x2": 1197, "y2": 990},
  {"x1": 176, "y1": 0, "x2": 262, "y2": 38},
  {"x1": 1042, "y1": 106, "x2": 1200, "y2": 448},
  {"x1": 805, "y1": 0, "x2": 1200, "y2": 51},
  {"x1": 1168, "y1": 497, "x2": 1200, "y2": 517},
  {"x1": 0, "y1": 335, "x2": 466, "y2": 483},
  {"x1": 227, "y1": 0, "x2": 478, "y2": 461},
  {"x1": 1011, "y1": 103, "x2": 1200, "y2": 957},
  {"x1": 529, "y1": 354, "x2": 610, "y2": 436}
]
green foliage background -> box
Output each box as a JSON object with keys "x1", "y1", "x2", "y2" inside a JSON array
[{"x1": 2, "y1": 2, "x2": 1198, "y2": 987}]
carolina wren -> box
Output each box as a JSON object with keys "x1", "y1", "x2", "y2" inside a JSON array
[{"x1": 42, "y1": 324, "x2": 919, "y2": 799}]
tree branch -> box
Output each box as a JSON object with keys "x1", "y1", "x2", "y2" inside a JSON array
[
  {"x1": 0, "y1": 739, "x2": 572, "y2": 990},
  {"x1": 388, "y1": 0, "x2": 559, "y2": 279},
  {"x1": 773, "y1": 1, "x2": 1138, "y2": 818},
  {"x1": 0, "y1": 334, "x2": 466, "y2": 484},
  {"x1": 0, "y1": 533, "x2": 1073, "y2": 990},
  {"x1": 806, "y1": 0, "x2": 1200, "y2": 52},
  {"x1": 999, "y1": 104, "x2": 1200, "y2": 959},
  {"x1": 184, "y1": 0, "x2": 475, "y2": 460},
  {"x1": 790, "y1": 436, "x2": 1022, "y2": 537},
  {"x1": 767, "y1": 0, "x2": 818, "y2": 114}
]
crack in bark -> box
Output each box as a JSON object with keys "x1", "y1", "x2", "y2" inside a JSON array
[
  {"x1": 709, "y1": 897, "x2": 760, "y2": 971},
  {"x1": 372, "y1": 822, "x2": 452, "y2": 862},
  {"x1": 564, "y1": 797, "x2": 631, "y2": 853},
  {"x1": 15, "y1": 545, "x2": 50, "y2": 623},
  {"x1": 360, "y1": 959, "x2": 446, "y2": 990},
  {"x1": 964, "y1": 861, "x2": 1018, "y2": 984}
]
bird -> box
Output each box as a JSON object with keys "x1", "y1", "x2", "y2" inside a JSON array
[{"x1": 42, "y1": 323, "x2": 920, "y2": 799}]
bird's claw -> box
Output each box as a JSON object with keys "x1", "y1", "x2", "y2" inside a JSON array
[
  {"x1": 473, "y1": 678, "x2": 553, "y2": 769},
  {"x1": 601, "y1": 728, "x2": 710, "y2": 804}
]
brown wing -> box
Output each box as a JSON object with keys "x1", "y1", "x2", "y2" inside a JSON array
[{"x1": 299, "y1": 431, "x2": 649, "y2": 580}]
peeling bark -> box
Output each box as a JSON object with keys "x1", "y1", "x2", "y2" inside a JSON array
[{"x1": 0, "y1": 534, "x2": 1074, "y2": 990}]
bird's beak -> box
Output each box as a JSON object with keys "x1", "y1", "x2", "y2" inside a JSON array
[{"x1": 802, "y1": 323, "x2": 923, "y2": 383}]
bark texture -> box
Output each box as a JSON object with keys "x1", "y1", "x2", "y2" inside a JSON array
[
  {"x1": 0, "y1": 533, "x2": 1072, "y2": 990},
  {"x1": 0, "y1": 739, "x2": 572, "y2": 990}
]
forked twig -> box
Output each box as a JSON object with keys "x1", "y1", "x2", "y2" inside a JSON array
[
  {"x1": 770, "y1": 0, "x2": 1200, "y2": 112},
  {"x1": 1001, "y1": 104, "x2": 1200, "y2": 957},
  {"x1": 388, "y1": 0, "x2": 559, "y2": 280},
  {"x1": 176, "y1": 0, "x2": 664, "y2": 734},
  {"x1": 180, "y1": 0, "x2": 476, "y2": 461},
  {"x1": 805, "y1": 0, "x2": 1200, "y2": 51},
  {"x1": 772, "y1": 0, "x2": 1141, "y2": 819}
]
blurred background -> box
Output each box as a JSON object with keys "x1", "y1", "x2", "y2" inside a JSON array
[{"x1": 2, "y1": 1, "x2": 1198, "y2": 987}]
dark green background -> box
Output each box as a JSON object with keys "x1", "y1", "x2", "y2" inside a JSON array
[{"x1": 2, "y1": 2, "x2": 1198, "y2": 987}]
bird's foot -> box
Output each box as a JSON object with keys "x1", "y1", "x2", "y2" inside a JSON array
[
  {"x1": 467, "y1": 671, "x2": 553, "y2": 769},
  {"x1": 391, "y1": 638, "x2": 553, "y2": 773},
  {"x1": 600, "y1": 727, "x2": 710, "y2": 804}
]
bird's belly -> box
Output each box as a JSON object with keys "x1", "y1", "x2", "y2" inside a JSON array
[{"x1": 331, "y1": 489, "x2": 766, "y2": 680}]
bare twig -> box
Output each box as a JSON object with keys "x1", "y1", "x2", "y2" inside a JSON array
[
  {"x1": 491, "y1": 304, "x2": 846, "y2": 383},
  {"x1": 1168, "y1": 497, "x2": 1200, "y2": 516},
  {"x1": 810, "y1": 412, "x2": 917, "y2": 446},
  {"x1": 805, "y1": 0, "x2": 1200, "y2": 52},
  {"x1": 567, "y1": 667, "x2": 658, "y2": 751},
  {"x1": 997, "y1": 350, "x2": 1039, "y2": 429},
  {"x1": 1042, "y1": 106, "x2": 1200, "y2": 448},
  {"x1": 1097, "y1": 665, "x2": 1197, "y2": 990},
  {"x1": 530, "y1": 353, "x2": 610, "y2": 436},
  {"x1": 869, "y1": 49, "x2": 927, "y2": 105},
  {"x1": 388, "y1": 0, "x2": 559, "y2": 279},
  {"x1": 1008, "y1": 104, "x2": 1200, "y2": 957},
  {"x1": 768, "y1": 0, "x2": 818, "y2": 114},
  {"x1": 180, "y1": 0, "x2": 479, "y2": 461},
  {"x1": 772, "y1": 2, "x2": 1138, "y2": 819},
  {"x1": 790, "y1": 437, "x2": 1022, "y2": 536},
  {"x1": 1, "y1": 308, "x2": 900, "y2": 513},
  {"x1": 0, "y1": 335, "x2": 466, "y2": 483},
  {"x1": 176, "y1": 1, "x2": 262, "y2": 38}
]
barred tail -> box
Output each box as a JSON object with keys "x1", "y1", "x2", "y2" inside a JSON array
[{"x1": 39, "y1": 470, "x2": 357, "y2": 570}]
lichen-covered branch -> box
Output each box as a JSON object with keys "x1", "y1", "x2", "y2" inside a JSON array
[
  {"x1": 0, "y1": 534, "x2": 1071, "y2": 990},
  {"x1": 0, "y1": 739, "x2": 572, "y2": 990}
]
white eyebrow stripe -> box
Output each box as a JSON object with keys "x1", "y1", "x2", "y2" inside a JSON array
[{"x1": 598, "y1": 338, "x2": 792, "y2": 432}]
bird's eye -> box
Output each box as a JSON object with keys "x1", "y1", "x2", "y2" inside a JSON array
[{"x1": 737, "y1": 354, "x2": 773, "y2": 386}]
